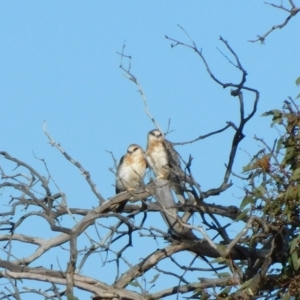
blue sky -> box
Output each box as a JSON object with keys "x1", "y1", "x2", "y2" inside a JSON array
[{"x1": 0, "y1": 1, "x2": 300, "y2": 299}]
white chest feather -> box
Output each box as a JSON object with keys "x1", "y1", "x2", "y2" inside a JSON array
[
  {"x1": 116, "y1": 156, "x2": 146, "y2": 190},
  {"x1": 146, "y1": 144, "x2": 169, "y2": 178}
]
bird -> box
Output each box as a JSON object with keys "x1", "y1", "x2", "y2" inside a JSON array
[
  {"x1": 146, "y1": 129, "x2": 191, "y2": 204},
  {"x1": 115, "y1": 144, "x2": 147, "y2": 212},
  {"x1": 146, "y1": 129, "x2": 200, "y2": 228},
  {"x1": 145, "y1": 129, "x2": 170, "y2": 179}
]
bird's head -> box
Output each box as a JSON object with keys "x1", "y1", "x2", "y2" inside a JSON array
[
  {"x1": 127, "y1": 144, "x2": 143, "y2": 157},
  {"x1": 148, "y1": 129, "x2": 164, "y2": 142}
]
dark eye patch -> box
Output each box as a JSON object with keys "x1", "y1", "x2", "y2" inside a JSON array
[{"x1": 128, "y1": 146, "x2": 139, "y2": 154}]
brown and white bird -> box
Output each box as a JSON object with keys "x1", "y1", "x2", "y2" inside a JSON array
[
  {"x1": 146, "y1": 129, "x2": 189, "y2": 204},
  {"x1": 145, "y1": 129, "x2": 170, "y2": 179},
  {"x1": 115, "y1": 144, "x2": 147, "y2": 212}
]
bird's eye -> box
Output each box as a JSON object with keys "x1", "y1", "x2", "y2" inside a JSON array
[{"x1": 133, "y1": 147, "x2": 138, "y2": 152}]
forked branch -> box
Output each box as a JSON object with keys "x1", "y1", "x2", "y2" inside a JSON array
[
  {"x1": 165, "y1": 28, "x2": 259, "y2": 197},
  {"x1": 249, "y1": 1, "x2": 300, "y2": 43}
]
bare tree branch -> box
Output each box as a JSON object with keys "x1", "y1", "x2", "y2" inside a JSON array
[
  {"x1": 249, "y1": 1, "x2": 300, "y2": 43},
  {"x1": 43, "y1": 123, "x2": 106, "y2": 204}
]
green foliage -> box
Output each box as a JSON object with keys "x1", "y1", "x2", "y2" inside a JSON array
[
  {"x1": 218, "y1": 286, "x2": 232, "y2": 298},
  {"x1": 240, "y1": 83, "x2": 300, "y2": 298},
  {"x1": 128, "y1": 281, "x2": 140, "y2": 287},
  {"x1": 148, "y1": 273, "x2": 160, "y2": 284},
  {"x1": 235, "y1": 208, "x2": 250, "y2": 221},
  {"x1": 261, "y1": 109, "x2": 283, "y2": 127}
]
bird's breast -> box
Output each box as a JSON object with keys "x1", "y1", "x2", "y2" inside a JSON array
[{"x1": 146, "y1": 144, "x2": 169, "y2": 177}]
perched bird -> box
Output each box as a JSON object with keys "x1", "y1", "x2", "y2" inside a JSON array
[
  {"x1": 146, "y1": 129, "x2": 191, "y2": 204},
  {"x1": 115, "y1": 144, "x2": 147, "y2": 212},
  {"x1": 146, "y1": 129, "x2": 199, "y2": 228},
  {"x1": 145, "y1": 129, "x2": 170, "y2": 179}
]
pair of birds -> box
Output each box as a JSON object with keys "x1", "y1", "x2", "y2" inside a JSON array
[{"x1": 115, "y1": 129, "x2": 177, "y2": 211}]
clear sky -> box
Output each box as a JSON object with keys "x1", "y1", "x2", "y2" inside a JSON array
[{"x1": 0, "y1": 1, "x2": 300, "y2": 299}]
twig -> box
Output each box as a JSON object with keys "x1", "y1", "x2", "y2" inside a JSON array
[
  {"x1": 249, "y1": 2, "x2": 300, "y2": 43},
  {"x1": 172, "y1": 124, "x2": 231, "y2": 145},
  {"x1": 166, "y1": 27, "x2": 259, "y2": 202},
  {"x1": 117, "y1": 42, "x2": 164, "y2": 136},
  {"x1": 43, "y1": 122, "x2": 105, "y2": 204},
  {"x1": 0, "y1": 151, "x2": 51, "y2": 197}
]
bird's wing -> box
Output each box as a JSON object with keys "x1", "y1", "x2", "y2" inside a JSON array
[
  {"x1": 163, "y1": 139, "x2": 187, "y2": 204},
  {"x1": 115, "y1": 154, "x2": 125, "y2": 194}
]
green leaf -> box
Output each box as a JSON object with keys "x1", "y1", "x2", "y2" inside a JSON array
[
  {"x1": 285, "y1": 185, "x2": 296, "y2": 200},
  {"x1": 287, "y1": 208, "x2": 292, "y2": 222},
  {"x1": 296, "y1": 76, "x2": 300, "y2": 87},
  {"x1": 216, "y1": 244, "x2": 227, "y2": 254},
  {"x1": 271, "y1": 116, "x2": 283, "y2": 127},
  {"x1": 292, "y1": 251, "x2": 299, "y2": 271},
  {"x1": 276, "y1": 137, "x2": 284, "y2": 153},
  {"x1": 262, "y1": 109, "x2": 283, "y2": 127},
  {"x1": 296, "y1": 92, "x2": 300, "y2": 100},
  {"x1": 261, "y1": 109, "x2": 281, "y2": 117},
  {"x1": 255, "y1": 185, "x2": 266, "y2": 196},
  {"x1": 236, "y1": 208, "x2": 250, "y2": 221},
  {"x1": 291, "y1": 168, "x2": 300, "y2": 180},
  {"x1": 218, "y1": 286, "x2": 232, "y2": 297},
  {"x1": 240, "y1": 196, "x2": 253, "y2": 210},
  {"x1": 273, "y1": 204, "x2": 281, "y2": 216},
  {"x1": 242, "y1": 163, "x2": 251, "y2": 172},
  {"x1": 199, "y1": 294, "x2": 210, "y2": 300},
  {"x1": 148, "y1": 273, "x2": 160, "y2": 284},
  {"x1": 241, "y1": 278, "x2": 253, "y2": 288},
  {"x1": 283, "y1": 204, "x2": 289, "y2": 215},
  {"x1": 210, "y1": 257, "x2": 226, "y2": 263},
  {"x1": 220, "y1": 286, "x2": 232, "y2": 295},
  {"x1": 128, "y1": 281, "x2": 140, "y2": 287},
  {"x1": 290, "y1": 235, "x2": 300, "y2": 254},
  {"x1": 282, "y1": 146, "x2": 295, "y2": 167},
  {"x1": 297, "y1": 185, "x2": 300, "y2": 199},
  {"x1": 216, "y1": 272, "x2": 231, "y2": 278},
  {"x1": 201, "y1": 294, "x2": 210, "y2": 300}
]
